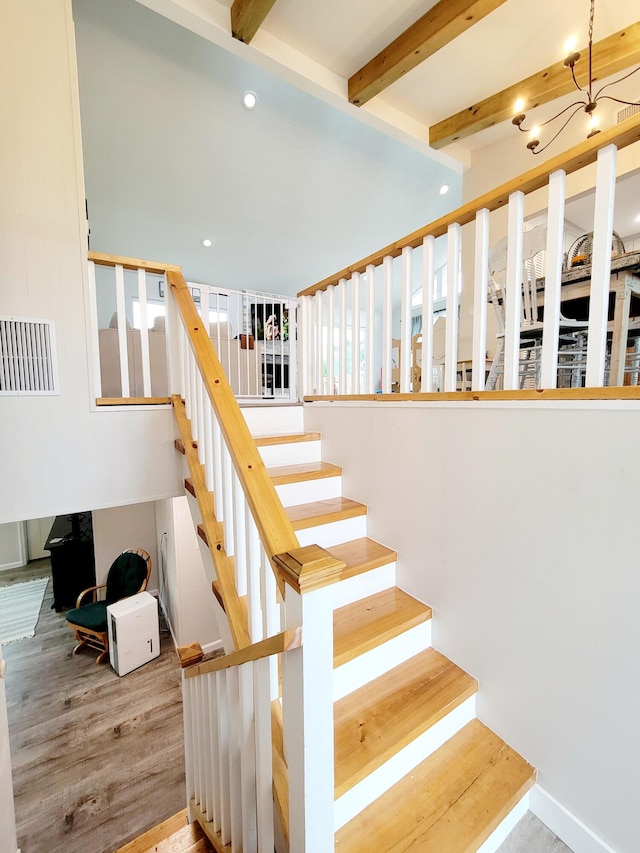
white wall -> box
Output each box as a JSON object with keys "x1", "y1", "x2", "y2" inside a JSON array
[
  {"x1": 0, "y1": 0, "x2": 183, "y2": 527},
  {"x1": 304, "y1": 400, "x2": 640, "y2": 853},
  {"x1": 92, "y1": 502, "x2": 159, "y2": 590},
  {"x1": 155, "y1": 497, "x2": 221, "y2": 649}
]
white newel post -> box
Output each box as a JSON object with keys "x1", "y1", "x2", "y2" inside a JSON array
[
  {"x1": 282, "y1": 584, "x2": 334, "y2": 852},
  {"x1": 165, "y1": 277, "x2": 183, "y2": 395}
]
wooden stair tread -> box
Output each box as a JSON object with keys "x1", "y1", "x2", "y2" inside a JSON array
[
  {"x1": 334, "y1": 587, "x2": 432, "y2": 669},
  {"x1": 325, "y1": 537, "x2": 397, "y2": 581},
  {"x1": 115, "y1": 809, "x2": 214, "y2": 852},
  {"x1": 335, "y1": 719, "x2": 536, "y2": 852},
  {"x1": 285, "y1": 496, "x2": 367, "y2": 530},
  {"x1": 267, "y1": 460, "x2": 342, "y2": 484},
  {"x1": 254, "y1": 431, "x2": 321, "y2": 446},
  {"x1": 185, "y1": 477, "x2": 196, "y2": 497},
  {"x1": 334, "y1": 648, "x2": 477, "y2": 798}
]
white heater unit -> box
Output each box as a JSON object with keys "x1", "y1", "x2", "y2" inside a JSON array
[{"x1": 107, "y1": 591, "x2": 159, "y2": 676}]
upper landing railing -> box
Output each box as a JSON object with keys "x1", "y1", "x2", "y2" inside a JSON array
[
  {"x1": 86, "y1": 253, "x2": 297, "y2": 405},
  {"x1": 297, "y1": 113, "x2": 640, "y2": 400}
]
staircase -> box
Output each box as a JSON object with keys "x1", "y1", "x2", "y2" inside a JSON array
[{"x1": 177, "y1": 404, "x2": 535, "y2": 852}]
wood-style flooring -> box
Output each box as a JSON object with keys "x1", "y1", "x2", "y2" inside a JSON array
[{"x1": 2, "y1": 559, "x2": 187, "y2": 853}]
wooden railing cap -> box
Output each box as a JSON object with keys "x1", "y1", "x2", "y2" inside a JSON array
[{"x1": 273, "y1": 544, "x2": 347, "y2": 594}]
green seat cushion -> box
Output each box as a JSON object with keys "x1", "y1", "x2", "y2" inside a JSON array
[
  {"x1": 66, "y1": 600, "x2": 108, "y2": 633},
  {"x1": 105, "y1": 552, "x2": 147, "y2": 603}
]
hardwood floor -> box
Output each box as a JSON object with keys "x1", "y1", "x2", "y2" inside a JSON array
[{"x1": 2, "y1": 559, "x2": 187, "y2": 853}]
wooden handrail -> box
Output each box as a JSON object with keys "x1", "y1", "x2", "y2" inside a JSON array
[
  {"x1": 88, "y1": 250, "x2": 181, "y2": 274},
  {"x1": 168, "y1": 269, "x2": 302, "y2": 596},
  {"x1": 183, "y1": 627, "x2": 302, "y2": 679},
  {"x1": 298, "y1": 111, "x2": 640, "y2": 297},
  {"x1": 303, "y1": 387, "x2": 640, "y2": 403}
]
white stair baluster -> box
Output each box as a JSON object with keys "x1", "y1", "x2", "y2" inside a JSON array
[
  {"x1": 232, "y1": 470, "x2": 247, "y2": 596},
  {"x1": 182, "y1": 673, "x2": 195, "y2": 820},
  {"x1": 208, "y1": 673, "x2": 221, "y2": 833},
  {"x1": 541, "y1": 170, "x2": 567, "y2": 388},
  {"x1": 587, "y1": 144, "x2": 617, "y2": 387},
  {"x1": 327, "y1": 285, "x2": 335, "y2": 395},
  {"x1": 444, "y1": 223, "x2": 462, "y2": 392},
  {"x1": 254, "y1": 657, "x2": 275, "y2": 852},
  {"x1": 114, "y1": 264, "x2": 130, "y2": 398},
  {"x1": 217, "y1": 670, "x2": 231, "y2": 846},
  {"x1": 472, "y1": 209, "x2": 490, "y2": 391},
  {"x1": 246, "y1": 510, "x2": 263, "y2": 642},
  {"x1": 400, "y1": 247, "x2": 412, "y2": 393},
  {"x1": 339, "y1": 278, "x2": 348, "y2": 395},
  {"x1": 421, "y1": 236, "x2": 435, "y2": 391},
  {"x1": 382, "y1": 257, "x2": 393, "y2": 393},
  {"x1": 239, "y1": 662, "x2": 258, "y2": 852},
  {"x1": 315, "y1": 291, "x2": 324, "y2": 394},
  {"x1": 352, "y1": 272, "x2": 361, "y2": 394},
  {"x1": 366, "y1": 264, "x2": 376, "y2": 393},
  {"x1": 227, "y1": 668, "x2": 243, "y2": 851},
  {"x1": 504, "y1": 191, "x2": 525, "y2": 390},
  {"x1": 137, "y1": 268, "x2": 152, "y2": 397}
]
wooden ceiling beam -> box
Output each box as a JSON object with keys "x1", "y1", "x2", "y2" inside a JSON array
[
  {"x1": 231, "y1": 0, "x2": 278, "y2": 44},
  {"x1": 429, "y1": 21, "x2": 640, "y2": 149},
  {"x1": 348, "y1": 0, "x2": 508, "y2": 107}
]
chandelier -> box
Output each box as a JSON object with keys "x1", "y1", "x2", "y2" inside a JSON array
[{"x1": 512, "y1": 0, "x2": 640, "y2": 154}]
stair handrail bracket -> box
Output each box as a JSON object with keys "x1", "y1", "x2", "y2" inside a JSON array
[{"x1": 297, "y1": 112, "x2": 640, "y2": 399}]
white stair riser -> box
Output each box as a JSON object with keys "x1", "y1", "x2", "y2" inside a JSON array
[
  {"x1": 334, "y1": 695, "x2": 477, "y2": 831},
  {"x1": 475, "y1": 793, "x2": 530, "y2": 853},
  {"x1": 242, "y1": 405, "x2": 304, "y2": 436},
  {"x1": 331, "y1": 563, "x2": 396, "y2": 609},
  {"x1": 258, "y1": 440, "x2": 322, "y2": 467},
  {"x1": 296, "y1": 516, "x2": 367, "y2": 548},
  {"x1": 334, "y1": 620, "x2": 432, "y2": 701},
  {"x1": 275, "y1": 476, "x2": 342, "y2": 507}
]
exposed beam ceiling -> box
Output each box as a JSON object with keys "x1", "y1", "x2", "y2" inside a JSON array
[
  {"x1": 348, "y1": 0, "x2": 509, "y2": 107},
  {"x1": 231, "y1": 0, "x2": 279, "y2": 44},
  {"x1": 429, "y1": 20, "x2": 640, "y2": 149}
]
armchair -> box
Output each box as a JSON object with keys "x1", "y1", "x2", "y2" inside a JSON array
[{"x1": 66, "y1": 548, "x2": 152, "y2": 663}]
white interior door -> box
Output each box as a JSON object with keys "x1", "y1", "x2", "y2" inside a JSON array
[{"x1": 26, "y1": 517, "x2": 54, "y2": 561}]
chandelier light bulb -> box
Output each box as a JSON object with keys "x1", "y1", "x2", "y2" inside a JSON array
[
  {"x1": 564, "y1": 35, "x2": 578, "y2": 55},
  {"x1": 514, "y1": 98, "x2": 525, "y2": 115},
  {"x1": 513, "y1": 0, "x2": 640, "y2": 153}
]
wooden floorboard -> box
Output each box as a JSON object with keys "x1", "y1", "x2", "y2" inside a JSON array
[{"x1": 2, "y1": 559, "x2": 188, "y2": 853}]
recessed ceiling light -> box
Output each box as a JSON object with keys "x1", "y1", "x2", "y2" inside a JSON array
[
  {"x1": 439, "y1": 184, "x2": 450, "y2": 195},
  {"x1": 635, "y1": 213, "x2": 640, "y2": 223},
  {"x1": 242, "y1": 91, "x2": 257, "y2": 110},
  {"x1": 202, "y1": 239, "x2": 212, "y2": 247}
]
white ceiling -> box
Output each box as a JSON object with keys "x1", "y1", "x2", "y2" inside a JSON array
[
  {"x1": 75, "y1": 0, "x2": 640, "y2": 295},
  {"x1": 163, "y1": 0, "x2": 640, "y2": 155}
]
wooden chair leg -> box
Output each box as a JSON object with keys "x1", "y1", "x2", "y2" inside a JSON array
[
  {"x1": 96, "y1": 649, "x2": 109, "y2": 664},
  {"x1": 73, "y1": 640, "x2": 88, "y2": 655}
]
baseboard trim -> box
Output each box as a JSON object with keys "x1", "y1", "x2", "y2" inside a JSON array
[
  {"x1": 201, "y1": 639, "x2": 223, "y2": 655},
  {"x1": 530, "y1": 785, "x2": 617, "y2": 853}
]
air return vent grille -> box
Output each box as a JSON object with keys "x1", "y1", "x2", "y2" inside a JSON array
[
  {"x1": 0, "y1": 318, "x2": 59, "y2": 395},
  {"x1": 617, "y1": 104, "x2": 640, "y2": 123}
]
